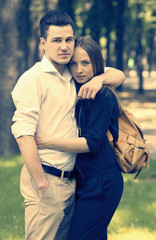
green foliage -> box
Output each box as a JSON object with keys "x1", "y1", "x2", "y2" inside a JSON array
[
  {"x1": 68, "y1": 0, "x2": 156, "y2": 69},
  {"x1": 0, "y1": 155, "x2": 156, "y2": 240}
]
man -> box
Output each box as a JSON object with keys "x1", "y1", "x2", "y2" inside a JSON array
[{"x1": 11, "y1": 10, "x2": 125, "y2": 240}]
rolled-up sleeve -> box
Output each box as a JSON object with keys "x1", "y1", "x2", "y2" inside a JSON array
[
  {"x1": 11, "y1": 72, "x2": 42, "y2": 138},
  {"x1": 83, "y1": 88, "x2": 117, "y2": 153}
]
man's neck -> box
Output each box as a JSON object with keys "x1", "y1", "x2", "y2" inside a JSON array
[
  {"x1": 46, "y1": 55, "x2": 65, "y2": 76},
  {"x1": 52, "y1": 61, "x2": 65, "y2": 76}
]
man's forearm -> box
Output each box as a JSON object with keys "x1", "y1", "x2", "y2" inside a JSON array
[
  {"x1": 97, "y1": 68, "x2": 125, "y2": 88},
  {"x1": 16, "y1": 135, "x2": 48, "y2": 198},
  {"x1": 78, "y1": 68, "x2": 125, "y2": 99}
]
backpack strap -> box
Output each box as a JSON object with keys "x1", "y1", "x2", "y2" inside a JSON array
[
  {"x1": 145, "y1": 143, "x2": 150, "y2": 170},
  {"x1": 134, "y1": 168, "x2": 143, "y2": 179}
]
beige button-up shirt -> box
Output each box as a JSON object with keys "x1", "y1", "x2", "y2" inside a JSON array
[{"x1": 11, "y1": 55, "x2": 78, "y2": 171}]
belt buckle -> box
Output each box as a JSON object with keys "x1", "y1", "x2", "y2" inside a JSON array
[
  {"x1": 61, "y1": 170, "x2": 65, "y2": 180},
  {"x1": 61, "y1": 170, "x2": 70, "y2": 180}
]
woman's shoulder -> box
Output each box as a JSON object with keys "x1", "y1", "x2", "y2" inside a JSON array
[
  {"x1": 98, "y1": 85, "x2": 117, "y2": 100},
  {"x1": 83, "y1": 86, "x2": 118, "y2": 112},
  {"x1": 85, "y1": 86, "x2": 116, "y2": 110}
]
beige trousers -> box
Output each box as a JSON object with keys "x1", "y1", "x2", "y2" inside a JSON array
[{"x1": 20, "y1": 165, "x2": 76, "y2": 240}]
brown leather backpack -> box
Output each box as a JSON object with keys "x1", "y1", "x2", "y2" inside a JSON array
[{"x1": 107, "y1": 106, "x2": 150, "y2": 179}]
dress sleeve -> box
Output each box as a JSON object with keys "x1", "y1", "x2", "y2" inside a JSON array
[
  {"x1": 11, "y1": 72, "x2": 43, "y2": 138},
  {"x1": 83, "y1": 87, "x2": 117, "y2": 153}
]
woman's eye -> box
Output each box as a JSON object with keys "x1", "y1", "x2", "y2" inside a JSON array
[
  {"x1": 83, "y1": 61, "x2": 89, "y2": 66},
  {"x1": 70, "y1": 61, "x2": 76, "y2": 66}
]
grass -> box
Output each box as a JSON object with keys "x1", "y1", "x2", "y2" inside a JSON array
[
  {"x1": 0, "y1": 155, "x2": 156, "y2": 240},
  {"x1": 108, "y1": 159, "x2": 156, "y2": 240},
  {"x1": 0, "y1": 155, "x2": 24, "y2": 240}
]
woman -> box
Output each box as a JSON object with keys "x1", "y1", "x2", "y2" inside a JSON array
[{"x1": 36, "y1": 36, "x2": 124, "y2": 240}]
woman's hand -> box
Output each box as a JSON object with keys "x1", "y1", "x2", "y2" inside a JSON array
[{"x1": 78, "y1": 76, "x2": 103, "y2": 100}]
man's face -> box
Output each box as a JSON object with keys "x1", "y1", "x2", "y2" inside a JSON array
[{"x1": 40, "y1": 25, "x2": 75, "y2": 73}]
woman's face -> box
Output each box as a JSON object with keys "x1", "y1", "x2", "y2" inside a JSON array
[{"x1": 70, "y1": 46, "x2": 94, "y2": 84}]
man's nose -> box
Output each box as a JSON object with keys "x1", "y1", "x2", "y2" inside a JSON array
[{"x1": 60, "y1": 41, "x2": 68, "y2": 51}]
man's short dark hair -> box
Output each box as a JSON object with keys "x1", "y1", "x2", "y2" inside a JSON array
[{"x1": 40, "y1": 10, "x2": 75, "y2": 39}]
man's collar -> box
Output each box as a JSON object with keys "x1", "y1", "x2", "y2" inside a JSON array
[
  {"x1": 40, "y1": 55, "x2": 57, "y2": 73},
  {"x1": 40, "y1": 55, "x2": 72, "y2": 82}
]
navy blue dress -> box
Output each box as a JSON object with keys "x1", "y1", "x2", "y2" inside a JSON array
[{"x1": 68, "y1": 86, "x2": 124, "y2": 240}]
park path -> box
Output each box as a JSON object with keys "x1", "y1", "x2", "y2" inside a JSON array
[{"x1": 118, "y1": 74, "x2": 156, "y2": 160}]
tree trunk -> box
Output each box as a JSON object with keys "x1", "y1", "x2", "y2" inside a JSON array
[
  {"x1": 57, "y1": 0, "x2": 74, "y2": 20},
  {"x1": 136, "y1": 3, "x2": 144, "y2": 94},
  {"x1": 116, "y1": 0, "x2": 125, "y2": 91},
  {"x1": 0, "y1": 0, "x2": 30, "y2": 155},
  {"x1": 106, "y1": 26, "x2": 111, "y2": 67},
  {"x1": 148, "y1": 28, "x2": 155, "y2": 74},
  {"x1": 47, "y1": 0, "x2": 58, "y2": 10}
]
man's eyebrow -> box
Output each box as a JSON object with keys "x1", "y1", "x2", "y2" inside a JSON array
[
  {"x1": 67, "y1": 36, "x2": 74, "y2": 38},
  {"x1": 51, "y1": 36, "x2": 74, "y2": 40},
  {"x1": 65, "y1": 36, "x2": 74, "y2": 40},
  {"x1": 51, "y1": 37, "x2": 62, "y2": 40}
]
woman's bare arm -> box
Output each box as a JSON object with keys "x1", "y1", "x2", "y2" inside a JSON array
[{"x1": 35, "y1": 134, "x2": 89, "y2": 153}]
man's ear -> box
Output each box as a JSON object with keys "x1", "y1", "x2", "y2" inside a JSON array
[{"x1": 40, "y1": 37, "x2": 46, "y2": 49}]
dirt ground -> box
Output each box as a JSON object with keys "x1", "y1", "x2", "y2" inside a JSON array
[{"x1": 118, "y1": 74, "x2": 156, "y2": 160}]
